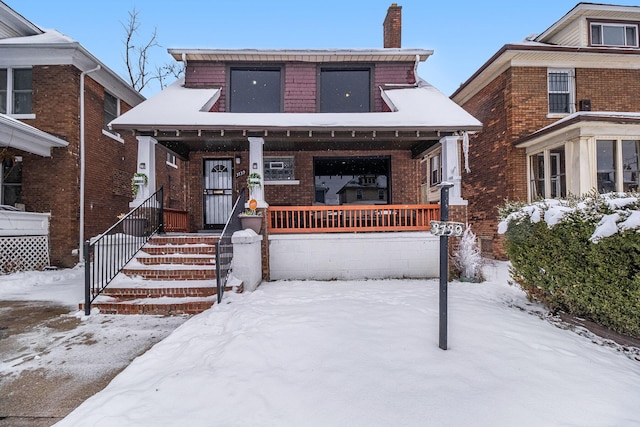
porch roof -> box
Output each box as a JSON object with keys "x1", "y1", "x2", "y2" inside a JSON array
[
  {"x1": 514, "y1": 112, "x2": 640, "y2": 148},
  {"x1": 109, "y1": 78, "x2": 482, "y2": 134},
  {"x1": 0, "y1": 114, "x2": 68, "y2": 157}
]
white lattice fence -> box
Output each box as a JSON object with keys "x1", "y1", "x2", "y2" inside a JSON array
[{"x1": 0, "y1": 235, "x2": 50, "y2": 274}]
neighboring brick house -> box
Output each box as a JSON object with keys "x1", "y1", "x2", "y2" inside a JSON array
[
  {"x1": 449, "y1": 2, "x2": 640, "y2": 259},
  {"x1": 111, "y1": 4, "x2": 481, "y2": 232},
  {"x1": 0, "y1": 2, "x2": 184, "y2": 268}
]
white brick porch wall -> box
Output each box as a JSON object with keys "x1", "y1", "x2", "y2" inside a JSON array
[{"x1": 268, "y1": 232, "x2": 440, "y2": 281}]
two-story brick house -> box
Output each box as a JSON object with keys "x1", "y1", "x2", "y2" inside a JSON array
[
  {"x1": 450, "y1": 2, "x2": 640, "y2": 259},
  {"x1": 111, "y1": 5, "x2": 481, "y2": 233},
  {"x1": 0, "y1": 2, "x2": 184, "y2": 268}
]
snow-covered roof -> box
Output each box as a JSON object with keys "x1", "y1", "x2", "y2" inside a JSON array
[
  {"x1": 514, "y1": 111, "x2": 640, "y2": 148},
  {"x1": 0, "y1": 113, "x2": 68, "y2": 157},
  {"x1": 110, "y1": 78, "x2": 481, "y2": 133},
  {"x1": 0, "y1": 24, "x2": 144, "y2": 107}
]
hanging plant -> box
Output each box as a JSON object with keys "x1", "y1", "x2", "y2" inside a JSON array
[
  {"x1": 131, "y1": 172, "x2": 148, "y2": 197},
  {"x1": 247, "y1": 172, "x2": 261, "y2": 192}
]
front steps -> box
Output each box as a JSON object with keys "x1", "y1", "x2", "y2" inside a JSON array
[{"x1": 83, "y1": 234, "x2": 243, "y2": 315}]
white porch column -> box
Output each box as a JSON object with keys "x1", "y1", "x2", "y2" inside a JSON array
[
  {"x1": 248, "y1": 137, "x2": 268, "y2": 208},
  {"x1": 130, "y1": 135, "x2": 157, "y2": 208},
  {"x1": 440, "y1": 135, "x2": 467, "y2": 205}
]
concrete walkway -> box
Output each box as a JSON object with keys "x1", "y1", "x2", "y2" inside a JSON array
[{"x1": 0, "y1": 301, "x2": 187, "y2": 426}]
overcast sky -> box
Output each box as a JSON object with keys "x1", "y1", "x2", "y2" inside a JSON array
[{"x1": 7, "y1": 1, "x2": 640, "y2": 97}]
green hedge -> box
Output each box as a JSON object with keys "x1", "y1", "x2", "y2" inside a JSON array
[{"x1": 501, "y1": 196, "x2": 640, "y2": 338}]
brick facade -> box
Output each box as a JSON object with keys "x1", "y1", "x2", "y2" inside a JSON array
[
  {"x1": 183, "y1": 61, "x2": 416, "y2": 114},
  {"x1": 459, "y1": 65, "x2": 640, "y2": 259},
  {"x1": 183, "y1": 149, "x2": 420, "y2": 231},
  {"x1": 19, "y1": 65, "x2": 140, "y2": 267}
]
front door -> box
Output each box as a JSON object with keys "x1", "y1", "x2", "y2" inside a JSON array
[{"x1": 203, "y1": 159, "x2": 233, "y2": 228}]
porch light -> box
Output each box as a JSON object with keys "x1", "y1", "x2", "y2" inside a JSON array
[
  {"x1": 139, "y1": 162, "x2": 146, "y2": 170},
  {"x1": 235, "y1": 156, "x2": 241, "y2": 164}
]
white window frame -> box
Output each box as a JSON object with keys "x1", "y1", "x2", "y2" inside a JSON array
[
  {"x1": 590, "y1": 22, "x2": 639, "y2": 47},
  {"x1": 102, "y1": 91, "x2": 123, "y2": 142},
  {"x1": 429, "y1": 153, "x2": 441, "y2": 186},
  {"x1": 595, "y1": 137, "x2": 640, "y2": 193},
  {"x1": 166, "y1": 152, "x2": 178, "y2": 168},
  {"x1": 0, "y1": 67, "x2": 35, "y2": 119},
  {"x1": 526, "y1": 144, "x2": 567, "y2": 202},
  {"x1": 263, "y1": 155, "x2": 299, "y2": 184},
  {"x1": 547, "y1": 68, "x2": 575, "y2": 117}
]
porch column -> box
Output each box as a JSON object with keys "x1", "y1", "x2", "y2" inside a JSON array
[
  {"x1": 440, "y1": 135, "x2": 467, "y2": 205},
  {"x1": 130, "y1": 135, "x2": 157, "y2": 208},
  {"x1": 248, "y1": 137, "x2": 268, "y2": 208}
]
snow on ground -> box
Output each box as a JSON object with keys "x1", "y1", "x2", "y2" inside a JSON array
[
  {"x1": 0, "y1": 266, "x2": 188, "y2": 382},
  {"x1": 46, "y1": 261, "x2": 640, "y2": 427}
]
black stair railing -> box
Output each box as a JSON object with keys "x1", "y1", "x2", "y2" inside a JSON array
[
  {"x1": 84, "y1": 187, "x2": 164, "y2": 315},
  {"x1": 216, "y1": 188, "x2": 247, "y2": 303}
]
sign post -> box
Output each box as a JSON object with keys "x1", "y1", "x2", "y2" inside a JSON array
[{"x1": 430, "y1": 182, "x2": 464, "y2": 350}]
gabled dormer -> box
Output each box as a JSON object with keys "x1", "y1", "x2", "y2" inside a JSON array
[{"x1": 534, "y1": 2, "x2": 640, "y2": 48}]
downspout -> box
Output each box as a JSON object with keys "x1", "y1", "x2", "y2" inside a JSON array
[{"x1": 79, "y1": 65, "x2": 101, "y2": 262}]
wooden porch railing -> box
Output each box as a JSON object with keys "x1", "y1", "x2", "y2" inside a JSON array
[
  {"x1": 267, "y1": 204, "x2": 440, "y2": 233},
  {"x1": 163, "y1": 208, "x2": 189, "y2": 232}
]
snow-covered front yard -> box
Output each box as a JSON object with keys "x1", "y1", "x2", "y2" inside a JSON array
[{"x1": 32, "y1": 261, "x2": 639, "y2": 427}]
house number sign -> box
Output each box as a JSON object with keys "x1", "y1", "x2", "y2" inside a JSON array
[{"x1": 429, "y1": 220, "x2": 465, "y2": 237}]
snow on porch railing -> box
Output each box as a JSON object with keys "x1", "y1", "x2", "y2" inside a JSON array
[{"x1": 267, "y1": 204, "x2": 440, "y2": 233}]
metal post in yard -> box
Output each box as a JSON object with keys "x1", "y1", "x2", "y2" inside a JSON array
[
  {"x1": 84, "y1": 240, "x2": 91, "y2": 316},
  {"x1": 438, "y1": 182, "x2": 454, "y2": 350}
]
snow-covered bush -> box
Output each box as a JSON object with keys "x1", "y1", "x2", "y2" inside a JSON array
[
  {"x1": 452, "y1": 225, "x2": 484, "y2": 282},
  {"x1": 499, "y1": 192, "x2": 640, "y2": 338}
]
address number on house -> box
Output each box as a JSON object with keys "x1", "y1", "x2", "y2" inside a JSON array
[{"x1": 430, "y1": 221, "x2": 465, "y2": 237}]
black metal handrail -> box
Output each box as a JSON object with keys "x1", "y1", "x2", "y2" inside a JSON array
[
  {"x1": 215, "y1": 188, "x2": 246, "y2": 303},
  {"x1": 84, "y1": 187, "x2": 164, "y2": 315}
]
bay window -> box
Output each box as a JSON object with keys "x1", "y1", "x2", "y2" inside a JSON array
[{"x1": 596, "y1": 138, "x2": 640, "y2": 193}]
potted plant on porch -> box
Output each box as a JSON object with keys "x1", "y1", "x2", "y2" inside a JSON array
[
  {"x1": 118, "y1": 213, "x2": 148, "y2": 237},
  {"x1": 238, "y1": 198, "x2": 263, "y2": 233}
]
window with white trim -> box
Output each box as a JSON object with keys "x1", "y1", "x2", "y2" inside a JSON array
[
  {"x1": 591, "y1": 22, "x2": 638, "y2": 47},
  {"x1": 166, "y1": 152, "x2": 177, "y2": 168},
  {"x1": 1, "y1": 156, "x2": 22, "y2": 206},
  {"x1": 548, "y1": 69, "x2": 575, "y2": 115},
  {"x1": 0, "y1": 68, "x2": 33, "y2": 115},
  {"x1": 528, "y1": 146, "x2": 566, "y2": 200},
  {"x1": 103, "y1": 91, "x2": 119, "y2": 134},
  {"x1": 596, "y1": 138, "x2": 640, "y2": 193},
  {"x1": 263, "y1": 156, "x2": 295, "y2": 181},
  {"x1": 429, "y1": 154, "x2": 441, "y2": 186}
]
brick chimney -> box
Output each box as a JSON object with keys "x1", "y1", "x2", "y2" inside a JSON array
[{"x1": 383, "y1": 3, "x2": 402, "y2": 48}]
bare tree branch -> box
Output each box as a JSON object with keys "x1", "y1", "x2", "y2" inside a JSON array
[{"x1": 121, "y1": 7, "x2": 182, "y2": 93}]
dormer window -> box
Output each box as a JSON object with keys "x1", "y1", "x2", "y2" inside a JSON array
[
  {"x1": 229, "y1": 67, "x2": 282, "y2": 113},
  {"x1": 319, "y1": 67, "x2": 371, "y2": 113},
  {"x1": 590, "y1": 22, "x2": 638, "y2": 47}
]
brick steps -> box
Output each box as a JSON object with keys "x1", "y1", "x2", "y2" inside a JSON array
[
  {"x1": 136, "y1": 254, "x2": 216, "y2": 266},
  {"x1": 121, "y1": 265, "x2": 217, "y2": 280},
  {"x1": 83, "y1": 233, "x2": 242, "y2": 315}
]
